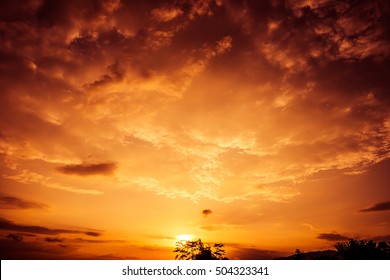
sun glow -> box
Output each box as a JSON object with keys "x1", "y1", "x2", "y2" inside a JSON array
[{"x1": 176, "y1": 234, "x2": 192, "y2": 241}]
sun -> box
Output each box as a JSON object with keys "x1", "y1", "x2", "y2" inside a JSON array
[{"x1": 176, "y1": 234, "x2": 193, "y2": 241}]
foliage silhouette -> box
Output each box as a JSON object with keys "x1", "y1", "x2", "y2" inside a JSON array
[
  {"x1": 292, "y1": 249, "x2": 305, "y2": 260},
  {"x1": 174, "y1": 239, "x2": 228, "y2": 260},
  {"x1": 291, "y1": 239, "x2": 390, "y2": 260},
  {"x1": 335, "y1": 239, "x2": 390, "y2": 260}
]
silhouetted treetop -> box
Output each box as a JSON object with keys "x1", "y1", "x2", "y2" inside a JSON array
[
  {"x1": 285, "y1": 239, "x2": 390, "y2": 260},
  {"x1": 335, "y1": 239, "x2": 390, "y2": 260},
  {"x1": 174, "y1": 239, "x2": 228, "y2": 260}
]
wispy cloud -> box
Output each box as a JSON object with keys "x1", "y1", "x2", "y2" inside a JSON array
[
  {"x1": 360, "y1": 201, "x2": 390, "y2": 212},
  {"x1": 198, "y1": 223, "x2": 239, "y2": 232},
  {"x1": 0, "y1": 195, "x2": 48, "y2": 209},
  {"x1": 0, "y1": 217, "x2": 102, "y2": 237},
  {"x1": 317, "y1": 233, "x2": 350, "y2": 241},
  {"x1": 301, "y1": 223, "x2": 319, "y2": 231},
  {"x1": 56, "y1": 162, "x2": 117, "y2": 176},
  {"x1": 4, "y1": 170, "x2": 103, "y2": 195},
  {"x1": 72, "y1": 237, "x2": 125, "y2": 243}
]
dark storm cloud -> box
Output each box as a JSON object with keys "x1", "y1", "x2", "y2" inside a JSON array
[
  {"x1": 56, "y1": 162, "x2": 117, "y2": 176},
  {"x1": 34, "y1": 0, "x2": 123, "y2": 29},
  {"x1": 317, "y1": 233, "x2": 350, "y2": 241},
  {"x1": 225, "y1": 0, "x2": 390, "y2": 98},
  {"x1": 202, "y1": 209, "x2": 212, "y2": 217},
  {"x1": 0, "y1": 195, "x2": 48, "y2": 209},
  {"x1": 360, "y1": 201, "x2": 390, "y2": 212},
  {"x1": 0, "y1": 217, "x2": 101, "y2": 236},
  {"x1": 269, "y1": 0, "x2": 390, "y2": 62}
]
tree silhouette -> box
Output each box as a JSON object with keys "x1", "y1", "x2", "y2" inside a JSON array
[
  {"x1": 291, "y1": 239, "x2": 390, "y2": 260},
  {"x1": 335, "y1": 239, "x2": 390, "y2": 260},
  {"x1": 174, "y1": 239, "x2": 228, "y2": 260},
  {"x1": 292, "y1": 249, "x2": 305, "y2": 260}
]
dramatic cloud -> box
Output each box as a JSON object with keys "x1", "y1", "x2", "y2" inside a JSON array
[
  {"x1": 360, "y1": 201, "x2": 390, "y2": 212},
  {"x1": 56, "y1": 162, "x2": 117, "y2": 176},
  {"x1": 202, "y1": 209, "x2": 212, "y2": 217},
  {"x1": 1, "y1": 0, "x2": 389, "y2": 204},
  {"x1": 0, "y1": 217, "x2": 101, "y2": 237},
  {"x1": 0, "y1": 195, "x2": 48, "y2": 209},
  {"x1": 317, "y1": 233, "x2": 350, "y2": 241},
  {"x1": 0, "y1": 0, "x2": 389, "y2": 259}
]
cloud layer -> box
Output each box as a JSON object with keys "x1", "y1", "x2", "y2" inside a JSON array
[
  {"x1": 1, "y1": 0, "x2": 388, "y2": 203},
  {"x1": 0, "y1": 0, "x2": 389, "y2": 259}
]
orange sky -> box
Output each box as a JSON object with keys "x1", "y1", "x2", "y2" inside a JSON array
[{"x1": 0, "y1": 0, "x2": 389, "y2": 259}]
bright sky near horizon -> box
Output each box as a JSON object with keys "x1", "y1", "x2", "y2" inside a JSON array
[{"x1": 0, "y1": 0, "x2": 389, "y2": 259}]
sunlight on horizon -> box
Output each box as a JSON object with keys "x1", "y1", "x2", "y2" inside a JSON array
[{"x1": 176, "y1": 234, "x2": 193, "y2": 242}]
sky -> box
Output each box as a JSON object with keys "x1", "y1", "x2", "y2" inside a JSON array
[{"x1": 0, "y1": 0, "x2": 389, "y2": 260}]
